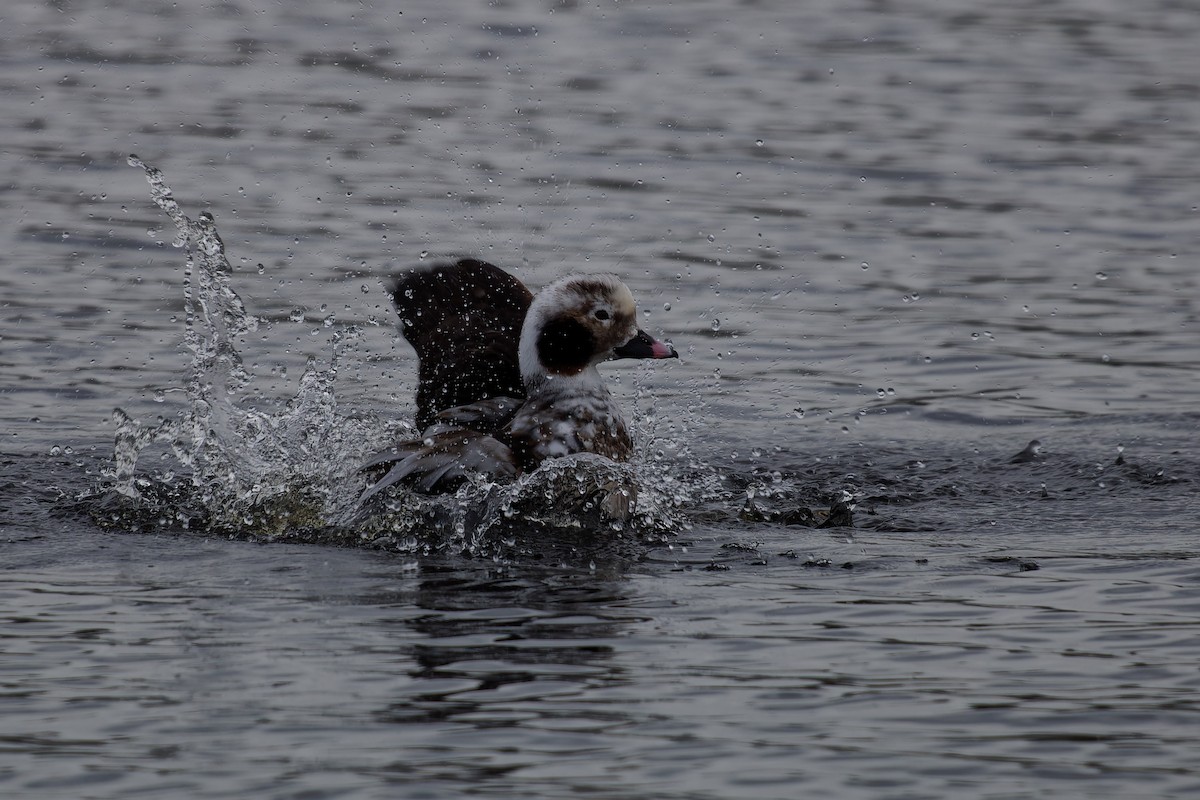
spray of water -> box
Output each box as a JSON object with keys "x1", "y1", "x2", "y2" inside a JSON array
[
  {"x1": 97, "y1": 157, "x2": 381, "y2": 535},
  {"x1": 92, "y1": 157, "x2": 699, "y2": 551}
]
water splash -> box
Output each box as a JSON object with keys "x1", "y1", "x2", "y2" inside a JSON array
[
  {"x1": 90, "y1": 157, "x2": 716, "y2": 551},
  {"x1": 91, "y1": 160, "x2": 862, "y2": 553},
  {"x1": 96, "y1": 157, "x2": 384, "y2": 536},
  {"x1": 356, "y1": 453, "x2": 687, "y2": 558}
]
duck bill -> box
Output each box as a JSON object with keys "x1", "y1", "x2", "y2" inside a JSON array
[{"x1": 613, "y1": 329, "x2": 678, "y2": 360}]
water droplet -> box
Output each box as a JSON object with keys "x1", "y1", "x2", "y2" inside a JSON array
[
  {"x1": 360, "y1": 284, "x2": 371, "y2": 294},
  {"x1": 860, "y1": 262, "x2": 869, "y2": 270},
  {"x1": 289, "y1": 308, "x2": 305, "y2": 323},
  {"x1": 707, "y1": 234, "x2": 715, "y2": 243},
  {"x1": 793, "y1": 407, "x2": 805, "y2": 419},
  {"x1": 663, "y1": 302, "x2": 672, "y2": 311},
  {"x1": 1096, "y1": 271, "x2": 1108, "y2": 281},
  {"x1": 1101, "y1": 353, "x2": 1111, "y2": 362},
  {"x1": 755, "y1": 139, "x2": 764, "y2": 147},
  {"x1": 711, "y1": 318, "x2": 721, "y2": 331}
]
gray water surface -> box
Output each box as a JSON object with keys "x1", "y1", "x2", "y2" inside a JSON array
[{"x1": 3, "y1": 0, "x2": 1200, "y2": 797}]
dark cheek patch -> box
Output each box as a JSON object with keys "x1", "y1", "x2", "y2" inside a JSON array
[{"x1": 537, "y1": 316, "x2": 596, "y2": 375}]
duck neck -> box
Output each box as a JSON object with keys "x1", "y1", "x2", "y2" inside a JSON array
[{"x1": 523, "y1": 365, "x2": 610, "y2": 403}]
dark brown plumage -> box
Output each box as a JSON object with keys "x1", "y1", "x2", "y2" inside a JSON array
[{"x1": 390, "y1": 258, "x2": 532, "y2": 429}]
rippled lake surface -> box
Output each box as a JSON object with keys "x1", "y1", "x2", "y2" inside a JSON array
[{"x1": 3, "y1": 0, "x2": 1200, "y2": 797}]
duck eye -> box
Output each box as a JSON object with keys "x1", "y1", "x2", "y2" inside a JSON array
[{"x1": 594, "y1": 308, "x2": 610, "y2": 321}]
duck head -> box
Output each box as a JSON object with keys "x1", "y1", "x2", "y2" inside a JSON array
[{"x1": 518, "y1": 274, "x2": 677, "y2": 385}]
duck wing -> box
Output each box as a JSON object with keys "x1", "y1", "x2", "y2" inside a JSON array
[
  {"x1": 391, "y1": 258, "x2": 533, "y2": 429},
  {"x1": 360, "y1": 427, "x2": 521, "y2": 501},
  {"x1": 431, "y1": 395, "x2": 525, "y2": 435},
  {"x1": 359, "y1": 395, "x2": 525, "y2": 500}
]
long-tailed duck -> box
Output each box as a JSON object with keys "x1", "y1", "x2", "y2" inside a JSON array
[{"x1": 361, "y1": 258, "x2": 677, "y2": 500}]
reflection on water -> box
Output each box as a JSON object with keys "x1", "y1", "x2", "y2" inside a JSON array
[
  {"x1": 382, "y1": 566, "x2": 635, "y2": 731},
  {"x1": 3, "y1": 0, "x2": 1200, "y2": 797}
]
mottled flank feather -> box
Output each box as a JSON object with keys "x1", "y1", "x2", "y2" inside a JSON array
[{"x1": 507, "y1": 385, "x2": 633, "y2": 470}]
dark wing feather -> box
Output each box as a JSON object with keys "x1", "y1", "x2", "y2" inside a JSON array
[
  {"x1": 359, "y1": 396, "x2": 524, "y2": 499},
  {"x1": 359, "y1": 427, "x2": 521, "y2": 503},
  {"x1": 391, "y1": 258, "x2": 532, "y2": 429},
  {"x1": 432, "y1": 395, "x2": 524, "y2": 435}
]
